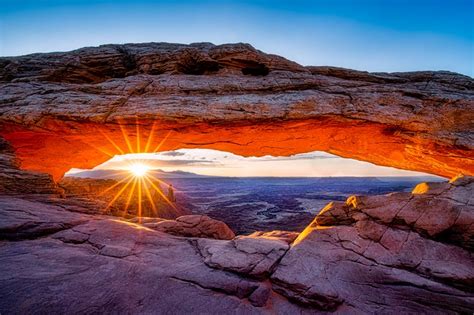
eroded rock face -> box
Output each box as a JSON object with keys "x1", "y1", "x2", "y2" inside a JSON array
[
  {"x1": 59, "y1": 177, "x2": 190, "y2": 219},
  {"x1": 0, "y1": 137, "x2": 58, "y2": 194},
  {"x1": 0, "y1": 177, "x2": 473, "y2": 313},
  {"x1": 0, "y1": 42, "x2": 473, "y2": 180},
  {"x1": 316, "y1": 176, "x2": 473, "y2": 250},
  {"x1": 0, "y1": 196, "x2": 298, "y2": 313},
  {"x1": 271, "y1": 175, "x2": 474, "y2": 313},
  {"x1": 137, "y1": 215, "x2": 235, "y2": 240},
  {"x1": 0, "y1": 196, "x2": 90, "y2": 240},
  {"x1": 195, "y1": 235, "x2": 289, "y2": 278}
]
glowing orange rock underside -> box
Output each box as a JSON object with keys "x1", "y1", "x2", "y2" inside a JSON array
[{"x1": 1, "y1": 117, "x2": 472, "y2": 181}]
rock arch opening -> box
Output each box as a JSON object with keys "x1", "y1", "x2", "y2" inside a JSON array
[
  {"x1": 61, "y1": 149, "x2": 440, "y2": 234},
  {"x1": 0, "y1": 43, "x2": 473, "y2": 313},
  {"x1": 1, "y1": 117, "x2": 472, "y2": 183}
]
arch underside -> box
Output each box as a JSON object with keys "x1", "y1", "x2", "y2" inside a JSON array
[{"x1": 1, "y1": 116, "x2": 472, "y2": 181}]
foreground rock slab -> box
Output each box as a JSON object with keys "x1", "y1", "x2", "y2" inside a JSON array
[
  {"x1": 0, "y1": 200, "x2": 300, "y2": 313},
  {"x1": 135, "y1": 214, "x2": 236, "y2": 240},
  {"x1": 271, "y1": 176, "x2": 474, "y2": 313},
  {"x1": 195, "y1": 235, "x2": 289, "y2": 278},
  {"x1": 0, "y1": 177, "x2": 473, "y2": 313},
  {"x1": 0, "y1": 196, "x2": 90, "y2": 240}
]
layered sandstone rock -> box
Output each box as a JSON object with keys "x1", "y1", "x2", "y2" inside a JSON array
[
  {"x1": 1, "y1": 177, "x2": 472, "y2": 313},
  {"x1": 0, "y1": 196, "x2": 298, "y2": 312},
  {"x1": 59, "y1": 177, "x2": 189, "y2": 219},
  {"x1": 0, "y1": 42, "x2": 473, "y2": 313},
  {"x1": 0, "y1": 137, "x2": 58, "y2": 194},
  {"x1": 271, "y1": 175, "x2": 474, "y2": 313},
  {"x1": 195, "y1": 235, "x2": 289, "y2": 278},
  {"x1": 137, "y1": 215, "x2": 235, "y2": 240},
  {"x1": 0, "y1": 196, "x2": 90, "y2": 240},
  {"x1": 0, "y1": 43, "x2": 473, "y2": 180}
]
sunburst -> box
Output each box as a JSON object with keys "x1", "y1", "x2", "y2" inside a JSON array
[
  {"x1": 129, "y1": 163, "x2": 149, "y2": 177},
  {"x1": 96, "y1": 119, "x2": 179, "y2": 219}
]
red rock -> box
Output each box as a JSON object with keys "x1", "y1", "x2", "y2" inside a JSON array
[
  {"x1": 0, "y1": 43, "x2": 472, "y2": 180},
  {"x1": 143, "y1": 215, "x2": 235, "y2": 240},
  {"x1": 271, "y1": 177, "x2": 474, "y2": 312},
  {"x1": 247, "y1": 230, "x2": 299, "y2": 244},
  {"x1": 0, "y1": 42, "x2": 473, "y2": 314},
  {"x1": 59, "y1": 177, "x2": 190, "y2": 219}
]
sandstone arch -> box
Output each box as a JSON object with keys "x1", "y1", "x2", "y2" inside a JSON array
[{"x1": 0, "y1": 43, "x2": 473, "y2": 180}]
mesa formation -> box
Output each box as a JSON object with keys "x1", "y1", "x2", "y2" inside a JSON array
[{"x1": 0, "y1": 43, "x2": 473, "y2": 313}]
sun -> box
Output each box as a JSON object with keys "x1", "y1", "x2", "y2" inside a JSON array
[
  {"x1": 96, "y1": 122, "x2": 178, "y2": 218},
  {"x1": 129, "y1": 163, "x2": 149, "y2": 177}
]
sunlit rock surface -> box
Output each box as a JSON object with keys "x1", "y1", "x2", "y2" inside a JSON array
[
  {"x1": 59, "y1": 177, "x2": 190, "y2": 219},
  {"x1": 135, "y1": 215, "x2": 235, "y2": 240},
  {"x1": 0, "y1": 42, "x2": 473, "y2": 313},
  {"x1": 271, "y1": 175, "x2": 474, "y2": 313},
  {"x1": 0, "y1": 196, "x2": 299, "y2": 313},
  {"x1": 0, "y1": 42, "x2": 473, "y2": 180},
  {"x1": 195, "y1": 235, "x2": 289, "y2": 278},
  {"x1": 0, "y1": 138, "x2": 58, "y2": 194},
  {"x1": 1, "y1": 177, "x2": 473, "y2": 313}
]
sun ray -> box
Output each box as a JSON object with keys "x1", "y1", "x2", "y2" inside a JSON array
[
  {"x1": 137, "y1": 177, "x2": 143, "y2": 219},
  {"x1": 85, "y1": 142, "x2": 115, "y2": 158},
  {"x1": 99, "y1": 130, "x2": 125, "y2": 155},
  {"x1": 147, "y1": 172, "x2": 183, "y2": 193},
  {"x1": 135, "y1": 118, "x2": 141, "y2": 153},
  {"x1": 88, "y1": 120, "x2": 184, "y2": 219},
  {"x1": 142, "y1": 178, "x2": 158, "y2": 216},
  {"x1": 99, "y1": 173, "x2": 134, "y2": 196},
  {"x1": 152, "y1": 130, "x2": 172, "y2": 153},
  {"x1": 105, "y1": 176, "x2": 134, "y2": 212},
  {"x1": 123, "y1": 177, "x2": 138, "y2": 215},
  {"x1": 118, "y1": 121, "x2": 135, "y2": 153},
  {"x1": 143, "y1": 175, "x2": 177, "y2": 209},
  {"x1": 144, "y1": 120, "x2": 159, "y2": 153}
]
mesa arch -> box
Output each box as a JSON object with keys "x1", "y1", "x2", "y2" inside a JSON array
[{"x1": 0, "y1": 42, "x2": 473, "y2": 181}]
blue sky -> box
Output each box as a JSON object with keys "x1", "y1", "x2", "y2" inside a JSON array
[{"x1": 1, "y1": 0, "x2": 473, "y2": 75}]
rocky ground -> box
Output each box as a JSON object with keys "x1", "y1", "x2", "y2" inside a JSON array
[
  {"x1": 59, "y1": 177, "x2": 190, "y2": 219},
  {"x1": 1, "y1": 176, "x2": 472, "y2": 313},
  {"x1": 1, "y1": 43, "x2": 473, "y2": 179},
  {"x1": 0, "y1": 41, "x2": 473, "y2": 313}
]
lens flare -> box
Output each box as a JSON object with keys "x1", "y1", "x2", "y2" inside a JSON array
[
  {"x1": 129, "y1": 163, "x2": 149, "y2": 177},
  {"x1": 97, "y1": 120, "x2": 179, "y2": 218}
]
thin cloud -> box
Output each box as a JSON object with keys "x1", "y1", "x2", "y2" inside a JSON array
[
  {"x1": 158, "y1": 151, "x2": 186, "y2": 157},
  {"x1": 250, "y1": 152, "x2": 340, "y2": 162},
  {"x1": 101, "y1": 159, "x2": 220, "y2": 169}
]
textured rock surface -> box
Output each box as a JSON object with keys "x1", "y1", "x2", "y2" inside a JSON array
[
  {"x1": 248, "y1": 230, "x2": 300, "y2": 244},
  {"x1": 195, "y1": 235, "x2": 289, "y2": 278},
  {"x1": 0, "y1": 43, "x2": 473, "y2": 179},
  {"x1": 1, "y1": 177, "x2": 473, "y2": 313},
  {"x1": 59, "y1": 177, "x2": 190, "y2": 219},
  {"x1": 0, "y1": 196, "x2": 90, "y2": 240},
  {"x1": 0, "y1": 137, "x2": 58, "y2": 194},
  {"x1": 271, "y1": 175, "x2": 474, "y2": 313},
  {"x1": 0, "y1": 196, "x2": 300, "y2": 313},
  {"x1": 140, "y1": 215, "x2": 235, "y2": 240}
]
